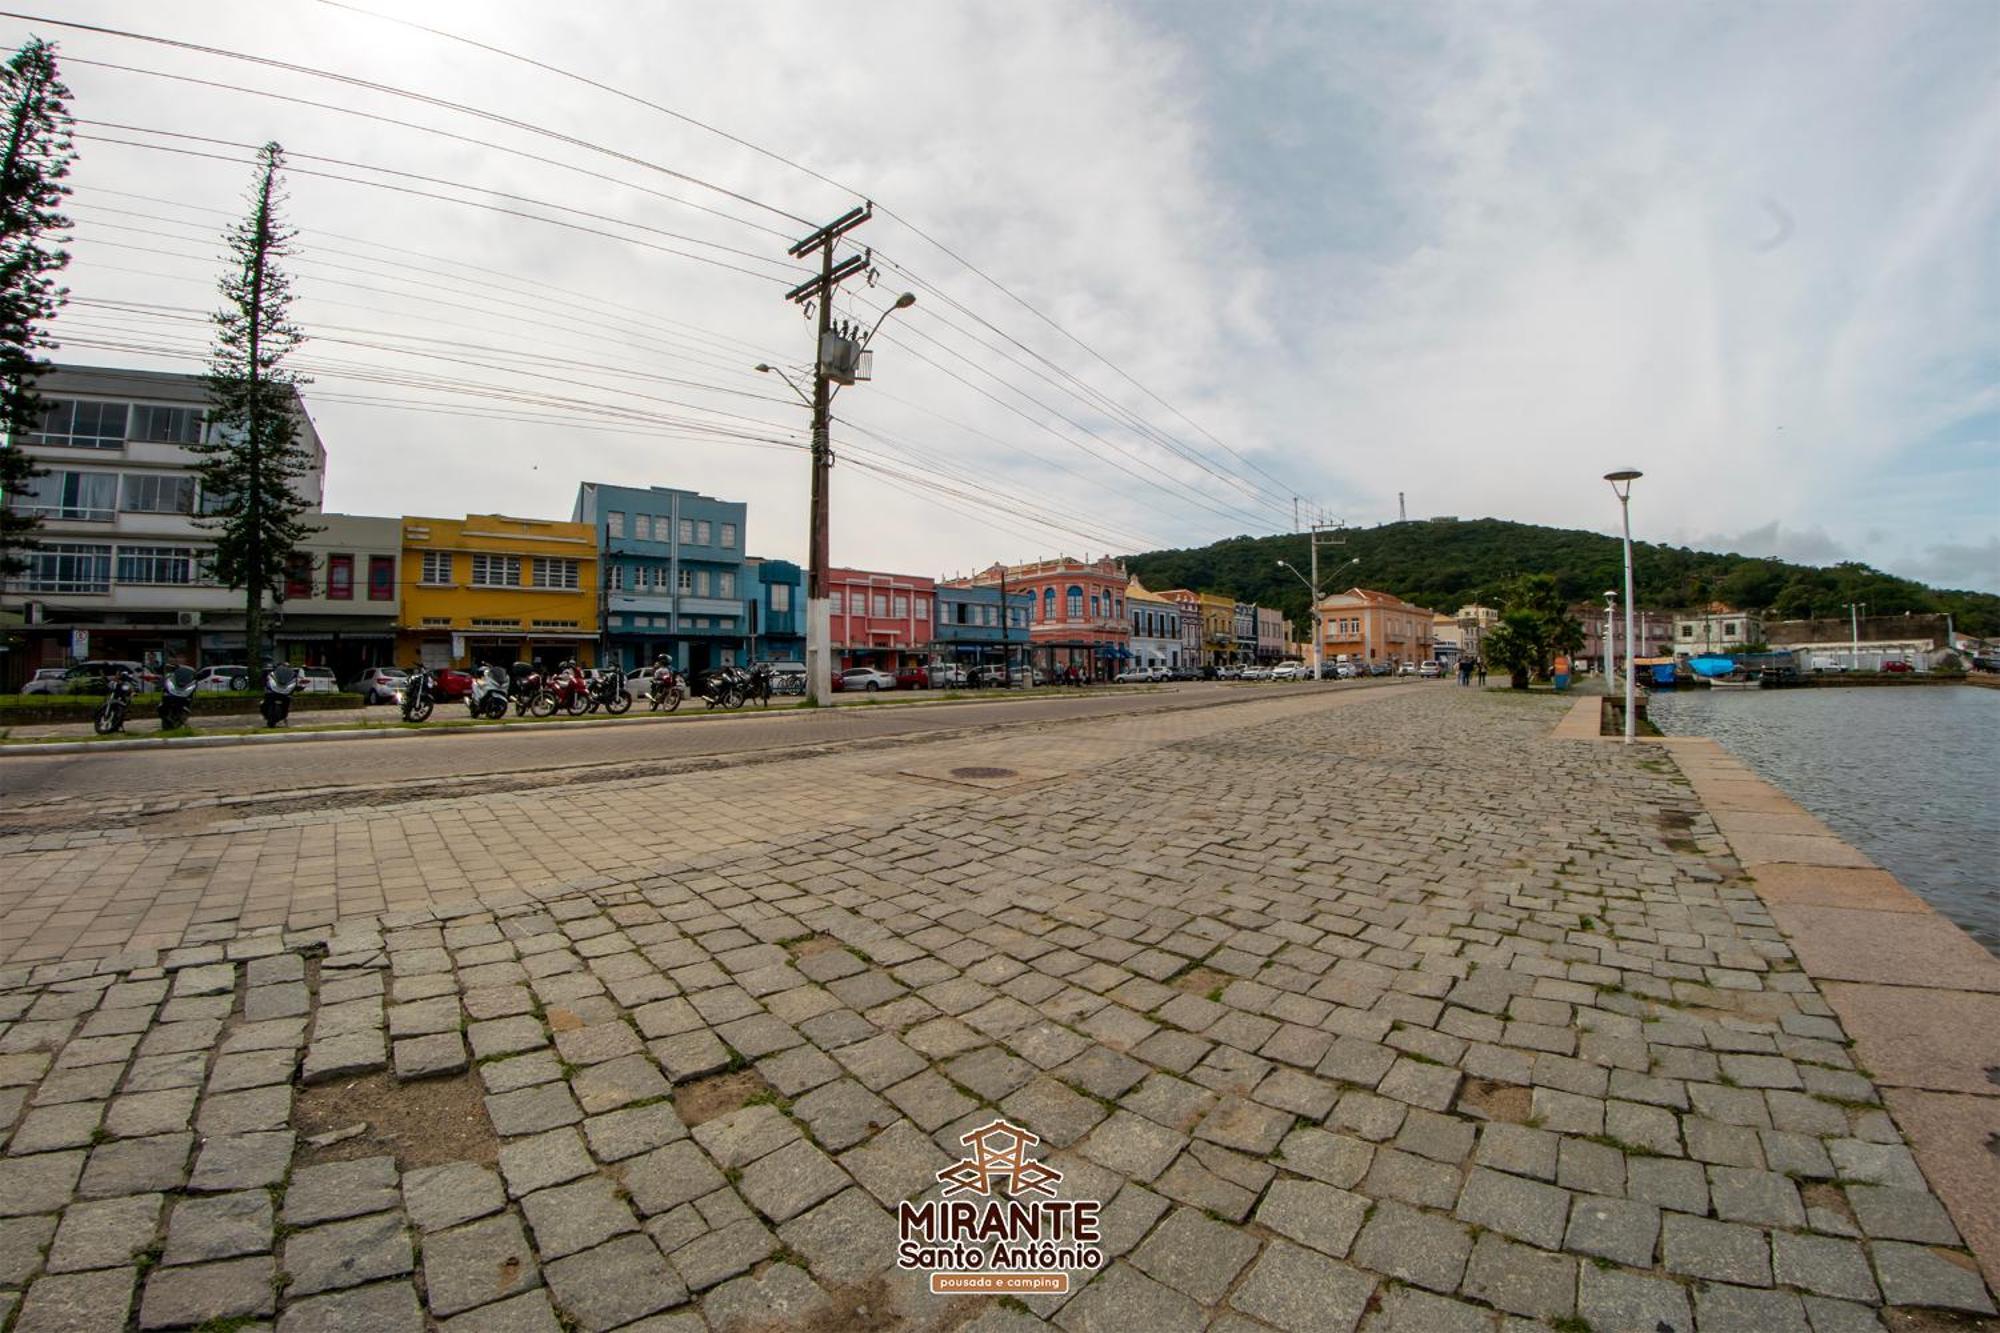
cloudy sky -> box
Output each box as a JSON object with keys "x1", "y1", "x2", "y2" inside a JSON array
[{"x1": 13, "y1": 1, "x2": 1999, "y2": 590}]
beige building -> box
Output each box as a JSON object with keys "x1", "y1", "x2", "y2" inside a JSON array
[{"x1": 1318, "y1": 587, "x2": 1436, "y2": 665}]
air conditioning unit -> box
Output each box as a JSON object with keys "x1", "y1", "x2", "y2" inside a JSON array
[{"x1": 176, "y1": 611, "x2": 202, "y2": 627}]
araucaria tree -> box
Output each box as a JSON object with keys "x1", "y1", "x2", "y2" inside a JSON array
[
  {"x1": 0, "y1": 37, "x2": 75, "y2": 577},
  {"x1": 192, "y1": 142, "x2": 317, "y2": 667}
]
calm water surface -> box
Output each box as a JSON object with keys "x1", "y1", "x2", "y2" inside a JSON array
[{"x1": 1648, "y1": 685, "x2": 1999, "y2": 954}]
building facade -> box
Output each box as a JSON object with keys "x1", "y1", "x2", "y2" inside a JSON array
[
  {"x1": 1126, "y1": 578, "x2": 1183, "y2": 672},
  {"x1": 830, "y1": 567, "x2": 935, "y2": 671},
  {"x1": 1157, "y1": 588, "x2": 1235, "y2": 668},
  {"x1": 1432, "y1": 613, "x2": 1462, "y2": 665},
  {"x1": 398, "y1": 514, "x2": 598, "y2": 670},
  {"x1": 746, "y1": 557, "x2": 804, "y2": 664},
  {"x1": 1231, "y1": 601, "x2": 1257, "y2": 664},
  {"x1": 278, "y1": 513, "x2": 402, "y2": 681},
  {"x1": 1765, "y1": 612, "x2": 1952, "y2": 668},
  {"x1": 1575, "y1": 604, "x2": 1675, "y2": 671},
  {"x1": 931, "y1": 583, "x2": 1032, "y2": 674},
  {"x1": 1318, "y1": 587, "x2": 1436, "y2": 665},
  {"x1": 574, "y1": 483, "x2": 747, "y2": 672},
  {"x1": 1452, "y1": 604, "x2": 1499, "y2": 662},
  {"x1": 1, "y1": 364, "x2": 326, "y2": 680},
  {"x1": 951, "y1": 556, "x2": 1130, "y2": 680},
  {"x1": 1674, "y1": 606, "x2": 1764, "y2": 656},
  {"x1": 1256, "y1": 606, "x2": 1287, "y2": 662}
]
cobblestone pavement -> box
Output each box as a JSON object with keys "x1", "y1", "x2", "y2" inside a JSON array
[{"x1": 0, "y1": 686, "x2": 1993, "y2": 1331}]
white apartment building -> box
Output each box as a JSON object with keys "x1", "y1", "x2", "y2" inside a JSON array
[
  {"x1": 1674, "y1": 606, "x2": 1764, "y2": 656},
  {"x1": 2, "y1": 364, "x2": 325, "y2": 680}
]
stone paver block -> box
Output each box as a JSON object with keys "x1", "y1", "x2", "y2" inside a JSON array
[
  {"x1": 302, "y1": 1030, "x2": 386, "y2": 1084},
  {"x1": 281, "y1": 1209, "x2": 413, "y2": 1296},
  {"x1": 275, "y1": 1279, "x2": 426, "y2": 1333},
  {"x1": 0, "y1": 1214, "x2": 57, "y2": 1285},
  {"x1": 138, "y1": 1254, "x2": 274, "y2": 1329},
  {"x1": 392, "y1": 1032, "x2": 468, "y2": 1081},
  {"x1": 1564, "y1": 1193, "x2": 1660, "y2": 1268},
  {"x1": 1578, "y1": 1262, "x2": 1693, "y2": 1333},
  {"x1": 690, "y1": 1104, "x2": 797, "y2": 1170},
  {"x1": 17, "y1": 1266, "x2": 137, "y2": 1333},
  {"x1": 79, "y1": 1133, "x2": 191, "y2": 1198},
  {"x1": 1459, "y1": 1230, "x2": 1576, "y2": 1320},
  {"x1": 1192, "y1": 1095, "x2": 1292, "y2": 1156},
  {"x1": 189, "y1": 1132, "x2": 293, "y2": 1193},
  {"x1": 485, "y1": 1083, "x2": 583, "y2": 1137},
  {"x1": 998, "y1": 1076, "x2": 1108, "y2": 1149},
  {"x1": 668, "y1": 1216, "x2": 775, "y2": 1291},
  {"x1": 0, "y1": 1151, "x2": 85, "y2": 1216},
  {"x1": 1131, "y1": 1205, "x2": 1260, "y2": 1304},
  {"x1": 1693, "y1": 1282, "x2": 1811, "y2": 1333},
  {"x1": 47, "y1": 1193, "x2": 163, "y2": 1274},
  {"x1": 1660, "y1": 1211, "x2": 1772, "y2": 1286},
  {"x1": 1080, "y1": 1109, "x2": 1186, "y2": 1182},
  {"x1": 1350, "y1": 1200, "x2": 1472, "y2": 1294},
  {"x1": 737, "y1": 1138, "x2": 849, "y2": 1224},
  {"x1": 163, "y1": 1190, "x2": 270, "y2": 1266},
  {"x1": 422, "y1": 1211, "x2": 539, "y2": 1318},
  {"x1": 436, "y1": 1289, "x2": 562, "y2": 1333},
  {"x1": 568, "y1": 1053, "x2": 668, "y2": 1114},
  {"x1": 777, "y1": 1187, "x2": 898, "y2": 1284},
  {"x1": 1255, "y1": 1178, "x2": 1367, "y2": 1258},
  {"x1": 1773, "y1": 1230, "x2": 1880, "y2": 1303},
  {"x1": 1870, "y1": 1240, "x2": 1997, "y2": 1314},
  {"x1": 283, "y1": 1156, "x2": 400, "y2": 1226},
  {"x1": 621, "y1": 1140, "x2": 725, "y2": 1216},
  {"x1": 1228, "y1": 1239, "x2": 1376, "y2": 1333},
  {"x1": 499, "y1": 1128, "x2": 595, "y2": 1198},
  {"x1": 1454, "y1": 1165, "x2": 1569, "y2": 1250},
  {"x1": 542, "y1": 1233, "x2": 689, "y2": 1332},
  {"x1": 402, "y1": 1160, "x2": 506, "y2": 1233},
  {"x1": 582, "y1": 1100, "x2": 686, "y2": 1162},
  {"x1": 1054, "y1": 1263, "x2": 1203, "y2": 1333},
  {"x1": 840, "y1": 1120, "x2": 950, "y2": 1206},
  {"x1": 519, "y1": 1175, "x2": 637, "y2": 1259}
]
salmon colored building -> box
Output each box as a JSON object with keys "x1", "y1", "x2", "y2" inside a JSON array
[
  {"x1": 828, "y1": 566, "x2": 934, "y2": 671},
  {"x1": 950, "y1": 555, "x2": 1130, "y2": 680},
  {"x1": 1317, "y1": 586, "x2": 1436, "y2": 666}
]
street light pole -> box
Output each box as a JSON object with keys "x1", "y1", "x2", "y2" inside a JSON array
[
  {"x1": 1605, "y1": 469, "x2": 1643, "y2": 744},
  {"x1": 1848, "y1": 601, "x2": 1866, "y2": 670},
  {"x1": 1603, "y1": 590, "x2": 1617, "y2": 689}
]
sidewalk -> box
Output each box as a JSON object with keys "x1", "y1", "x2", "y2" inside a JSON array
[{"x1": 0, "y1": 685, "x2": 1991, "y2": 1331}]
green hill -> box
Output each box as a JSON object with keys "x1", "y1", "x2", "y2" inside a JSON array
[{"x1": 1123, "y1": 518, "x2": 2000, "y2": 640}]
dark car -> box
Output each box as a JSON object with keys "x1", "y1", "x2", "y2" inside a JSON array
[
  {"x1": 895, "y1": 665, "x2": 931, "y2": 690},
  {"x1": 1880, "y1": 659, "x2": 1913, "y2": 673}
]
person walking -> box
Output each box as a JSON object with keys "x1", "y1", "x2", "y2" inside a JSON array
[
  {"x1": 1475, "y1": 658, "x2": 1488, "y2": 687},
  {"x1": 1457, "y1": 658, "x2": 1471, "y2": 687}
]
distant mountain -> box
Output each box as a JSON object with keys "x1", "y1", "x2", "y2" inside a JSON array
[{"x1": 1123, "y1": 518, "x2": 2000, "y2": 639}]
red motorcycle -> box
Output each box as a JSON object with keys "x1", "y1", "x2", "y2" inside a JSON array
[{"x1": 538, "y1": 660, "x2": 590, "y2": 716}]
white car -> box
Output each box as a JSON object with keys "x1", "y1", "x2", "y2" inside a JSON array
[
  {"x1": 20, "y1": 667, "x2": 69, "y2": 695},
  {"x1": 1334, "y1": 662, "x2": 1359, "y2": 679},
  {"x1": 300, "y1": 666, "x2": 339, "y2": 694},
  {"x1": 350, "y1": 666, "x2": 409, "y2": 703},
  {"x1": 194, "y1": 665, "x2": 252, "y2": 692},
  {"x1": 1418, "y1": 661, "x2": 1442, "y2": 678},
  {"x1": 1271, "y1": 662, "x2": 1304, "y2": 680},
  {"x1": 1114, "y1": 666, "x2": 1164, "y2": 683},
  {"x1": 838, "y1": 667, "x2": 896, "y2": 692}
]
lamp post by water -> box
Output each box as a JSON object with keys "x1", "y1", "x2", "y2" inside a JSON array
[
  {"x1": 1848, "y1": 601, "x2": 1867, "y2": 670},
  {"x1": 1604, "y1": 469, "x2": 1642, "y2": 743},
  {"x1": 1603, "y1": 589, "x2": 1618, "y2": 689}
]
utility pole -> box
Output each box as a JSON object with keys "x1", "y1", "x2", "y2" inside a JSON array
[
  {"x1": 1307, "y1": 521, "x2": 1346, "y2": 681},
  {"x1": 782, "y1": 204, "x2": 877, "y2": 705}
]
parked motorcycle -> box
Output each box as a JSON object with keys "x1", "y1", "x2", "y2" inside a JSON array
[
  {"x1": 507, "y1": 661, "x2": 544, "y2": 717},
  {"x1": 260, "y1": 663, "x2": 304, "y2": 727},
  {"x1": 158, "y1": 665, "x2": 198, "y2": 730},
  {"x1": 399, "y1": 664, "x2": 436, "y2": 723},
  {"x1": 583, "y1": 666, "x2": 631, "y2": 715},
  {"x1": 468, "y1": 664, "x2": 512, "y2": 720},
  {"x1": 646, "y1": 658, "x2": 686, "y2": 712},
  {"x1": 93, "y1": 668, "x2": 137, "y2": 735},
  {"x1": 689, "y1": 667, "x2": 743, "y2": 710},
  {"x1": 742, "y1": 663, "x2": 773, "y2": 708},
  {"x1": 541, "y1": 660, "x2": 589, "y2": 716}
]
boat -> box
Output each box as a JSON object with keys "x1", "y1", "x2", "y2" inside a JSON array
[
  {"x1": 1707, "y1": 678, "x2": 1757, "y2": 690},
  {"x1": 1688, "y1": 654, "x2": 1737, "y2": 679}
]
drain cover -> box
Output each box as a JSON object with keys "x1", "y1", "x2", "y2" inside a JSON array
[{"x1": 950, "y1": 766, "x2": 1017, "y2": 779}]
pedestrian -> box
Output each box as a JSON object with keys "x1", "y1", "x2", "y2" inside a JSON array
[
  {"x1": 1457, "y1": 658, "x2": 1471, "y2": 687},
  {"x1": 1476, "y1": 658, "x2": 1487, "y2": 687}
]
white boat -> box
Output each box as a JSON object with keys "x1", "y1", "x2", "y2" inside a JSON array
[{"x1": 1707, "y1": 679, "x2": 1757, "y2": 690}]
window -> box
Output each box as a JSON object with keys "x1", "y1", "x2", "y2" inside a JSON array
[
  {"x1": 16, "y1": 470, "x2": 117, "y2": 520},
  {"x1": 421, "y1": 616, "x2": 452, "y2": 627},
  {"x1": 830, "y1": 591, "x2": 843, "y2": 614},
  {"x1": 198, "y1": 482, "x2": 233, "y2": 514},
  {"x1": 715, "y1": 571, "x2": 732, "y2": 597},
  {"x1": 893, "y1": 595, "x2": 908, "y2": 617},
  {"x1": 606, "y1": 511, "x2": 624, "y2": 538},
  {"x1": 367, "y1": 555, "x2": 394, "y2": 600},
  {"x1": 327, "y1": 554, "x2": 353, "y2": 600},
  {"x1": 1067, "y1": 586, "x2": 1083, "y2": 619},
  {"x1": 469, "y1": 617, "x2": 520, "y2": 630},
  {"x1": 678, "y1": 518, "x2": 693, "y2": 543},
  {"x1": 677, "y1": 567, "x2": 692, "y2": 593},
  {"x1": 285, "y1": 553, "x2": 312, "y2": 599},
  {"x1": 116, "y1": 545, "x2": 193, "y2": 585},
  {"x1": 532, "y1": 557, "x2": 579, "y2": 589},
  {"x1": 32, "y1": 399, "x2": 127, "y2": 448},
  {"x1": 470, "y1": 554, "x2": 520, "y2": 587},
  {"x1": 531, "y1": 619, "x2": 579, "y2": 630},
  {"x1": 1680, "y1": 625, "x2": 1694, "y2": 639},
  {"x1": 420, "y1": 551, "x2": 452, "y2": 585},
  {"x1": 22, "y1": 542, "x2": 111, "y2": 593},
  {"x1": 1042, "y1": 588, "x2": 1054, "y2": 620},
  {"x1": 771, "y1": 583, "x2": 790, "y2": 612},
  {"x1": 120, "y1": 473, "x2": 196, "y2": 514},
  {"x1": 695, "y1": 521, "x2": 710, "y2": 544},
  {"x1": 1725, "y1": 622, "x2": 1739, "y2": 637},
  {"x1": 720, "y1": 523, "x2": 736, "y2": 548},
  {"x1": 916, "y1": 597, "x2": 928, "y2": 619},
  {"x1": 129, "y1": 405, "x2": 203, "y2": 444},
  {"x1": 871, "y1": 593, "x2": 887, "y2": 617},
  {"x1": 634, "y1": 514, "x2": 650, "y2": 541},
  {"x1": 694, "y1": 570, "x2": 709, "y2": 596},
  {"x1": 608, "y1": 564, "x2": 623, "y2": 591}
]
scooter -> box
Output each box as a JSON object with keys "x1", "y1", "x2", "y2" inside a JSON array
[
  {"x1": 468, "y1": 664, "x2": 512, "y2": 720},
  {"x1": 399, "y1": 665, "x2": 435, "y2": 722},
  {"x1": 260, "y1": 664, "x2": 304, "y2": 727},
  {"x1": 158, "y1": 665, "x2": 198, "y2": 730},
  {"x1": 93, "y1": 668, "x2": 137, "y2": 735}
]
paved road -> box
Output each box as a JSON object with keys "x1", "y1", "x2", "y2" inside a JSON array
[{"x1": 0, "y1": 681, "x2": 1385, "y2": 810}]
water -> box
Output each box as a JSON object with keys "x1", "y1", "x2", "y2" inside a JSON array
[{"x1": 1648, "y1": 685, "x2": 2000, "y2": 954}]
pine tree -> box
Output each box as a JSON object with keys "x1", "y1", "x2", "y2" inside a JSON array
[
  {"x1": 0, "y1": 37, "x2": 75, "y2": 577},
  {"x1": 192, "y1": 142, "x2": 318, "y2": 667}
]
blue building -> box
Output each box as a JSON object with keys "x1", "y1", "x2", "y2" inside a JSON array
[
  {"x1": 572, "y1": 483, "x2": 749, "y2": 672},
  {"x1": 931, "y1": 584, "x2": 1033, "y2": 674},
  {"x1": 747, "y1": 557, "x2": 804, "y2": 663}
]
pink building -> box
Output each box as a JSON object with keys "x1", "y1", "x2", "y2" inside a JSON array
[
  {"x1": 829, "y1": 567, "x2": 934, "y2": 671},
  {"x1": 948, "y1": 555, "x2": 1130, "y2": 681},
  {"x1": 1575, "y1": 604, "x2": 1675, "y2": 670}
]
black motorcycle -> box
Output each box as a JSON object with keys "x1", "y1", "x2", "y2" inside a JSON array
[
  {"x1": 583, "y1": 666, "x2": 632, "y2": 715},
  {"x1": 93, "y1": 668, "x2": 137, "y2": 735},
  {"x1": 260, "y1": 664, "x2": 304, "y2": 727},
  {"x1": 743, "y1": 663, "x2": 773, "y2": 708},
  {"x1": 646, "y1": 660, "x2": 685, "y2": 712},
  {"x1": 400, "y1": 664, "x2": 435, "y2": 723},
  {"x1": 158, "y1": 665, "x2": 197, "y2": 730},
  {"x1": 508, "y1": 661, "x2": 544, "y2": 717},
  {"x1": 689, "y1": 668, "x2": 742, "y2": 710}
]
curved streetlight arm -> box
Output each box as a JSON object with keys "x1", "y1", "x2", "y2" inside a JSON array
[{"x1": 753, "y1": 363, "x2": 812, "y2": 408}]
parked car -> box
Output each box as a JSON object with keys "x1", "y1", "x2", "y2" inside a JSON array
[
  {"x1": 839, "y1": 667, "x2": 896, "y2": 692},
  {"x1": 1334, "y1": 662, "x2": 1358, "y2": 679},
  {"x1": 1240, "y1": 665, "x2": 1273, "y2": 681},
  {"x1": 63, "y1": 659, "x2": 159, "y2": 693},
  {"x1": 1880, "y1": 659, "x2": 1913, "y2": 673},
  {"x1": 1418, "y1": 661, "x2": 1442, "y2": 678},
  {"x1": 1398, "y1": 662, "x2": 1417, "y2": 676},
  {"x1": 1809, "y1": 656, "x2": 1848, "y2": 673},
  {"x1": 299, "y1": 667, "x2": 339, "y2": 694},
  {"x1": 894, "y1": 665, "x2": 931, "y2": 690},
  {"x1": 350, "y1": 666, "x2": 409, "y2": 704},
  {"x1": 194, "y1": 664, "x2": 252, "y2": 693},
  {"x1": 1271, "y1": 662, "x2": 1303, "y2": 680},
  {"x1": 20, "y1": 667, "x2": 70, "y2": 695},
  {"x1": 1369, "y1": 662, "x2": 1395, "y2": 676}
]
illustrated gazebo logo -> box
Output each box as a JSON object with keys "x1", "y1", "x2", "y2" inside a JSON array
[{"x1": 936, "y1": 1119, "x2": 1063, "y2": 1198}]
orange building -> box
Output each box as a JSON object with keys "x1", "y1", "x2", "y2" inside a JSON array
[{"x1": 1317, "y1": 587, "x2": 1436, "y2": 666}]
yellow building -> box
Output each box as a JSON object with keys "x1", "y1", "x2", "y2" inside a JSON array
[{"x1": 398, "y1": 514, "x2": 599, "y2": 670}]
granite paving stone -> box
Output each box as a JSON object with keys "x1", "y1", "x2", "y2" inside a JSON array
[
  {"x1": 421, "y1": 1212, "x2": 539, "y2": 1318},
  {"x1": 402, "y1": 1161, "x2": 507, "y2": 1232},
  {"x1": 542, "y1": 1233, "x2": 689, "y2": 1332},
  {"x1": 46, "y1": 1194, "x2": 163, "y2": 1275},
  {"x1": 15, "y1": 1267, "x2": 137, "y2": 1333},
  {"x1": 283, "y1": 1156, "x2": 400, "y2": 1226},
  {"x1": 138, "y1": 1254, "x2": 275, "y2": 1329},
  {"x1": 281, "y1": 1210, "x2": 413, "y2": 1296}
]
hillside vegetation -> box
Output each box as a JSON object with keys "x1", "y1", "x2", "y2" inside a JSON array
[{"x1": 1123, "y1": 518, "x2": 2000, "y2": 639}]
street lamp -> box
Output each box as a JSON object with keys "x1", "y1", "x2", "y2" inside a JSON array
[
  {"x1": 755, "y1": 290, "x2": 917, "y2": 706},
  {"x1": 1847, "y1": 601, "x2": 1867, "y2": 670},
  {"x1": 1602, "y1": 589, "x2": 1618, "y2": 691},
  {"x1": 1279, "y1": 555, "x2": 1357, "y2": 680},
  {"x1": 1604, "y1": 468, "x2": 1642, "y2": 744}
]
